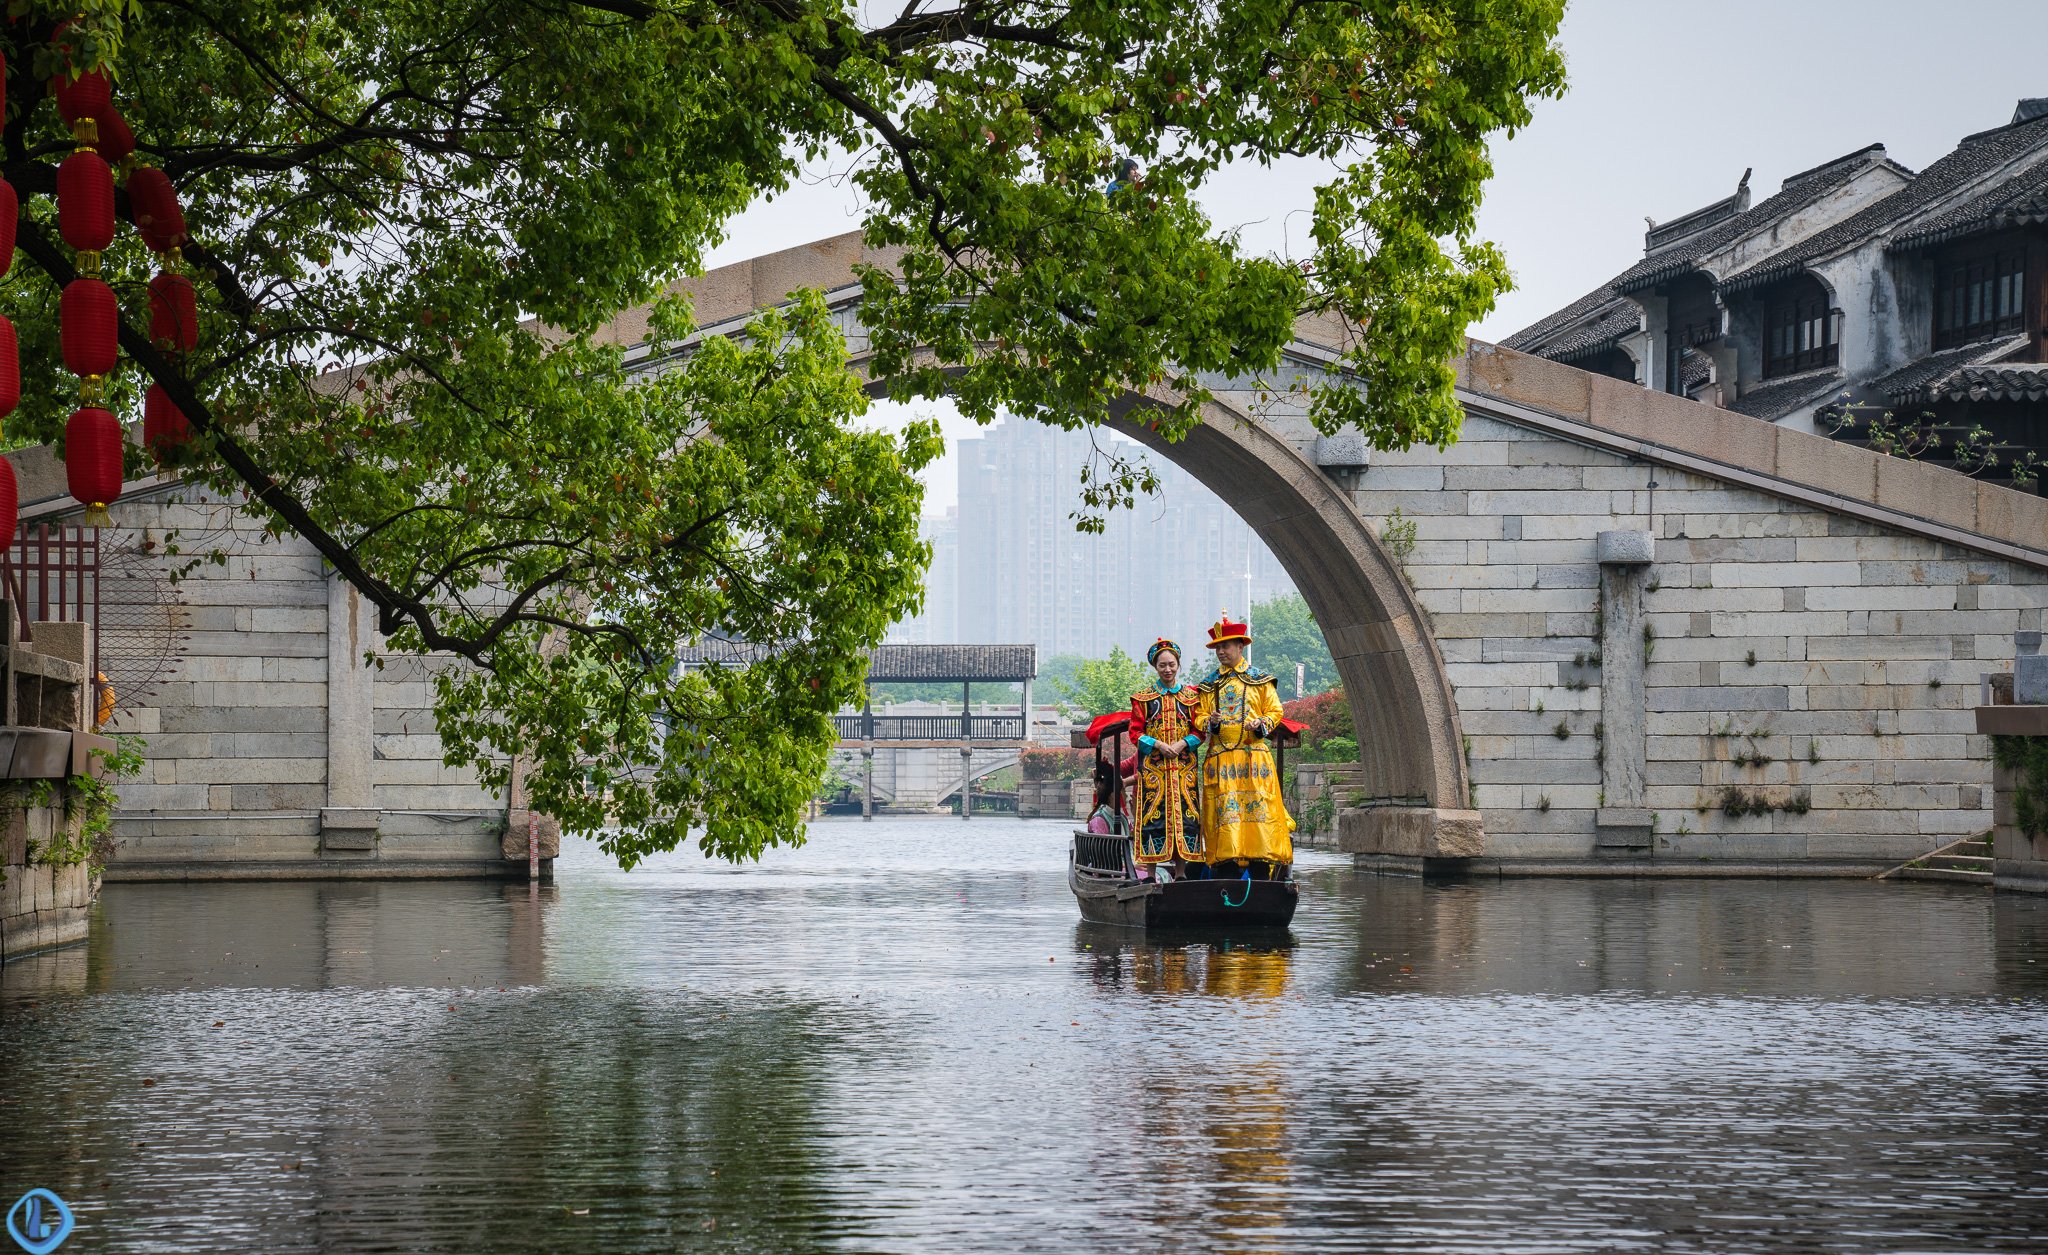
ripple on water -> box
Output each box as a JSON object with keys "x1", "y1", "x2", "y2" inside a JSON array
[{"x1": 4, "y1": 817, "x2": 2048, "y2": 1252}]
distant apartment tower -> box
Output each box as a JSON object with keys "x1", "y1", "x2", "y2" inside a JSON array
[
  {"x1": 889, "y1": 509, "x2": 958, "y2": 644},
  {"x1": 948, "y1": 418, "x2": 1292, "y2": 658}
]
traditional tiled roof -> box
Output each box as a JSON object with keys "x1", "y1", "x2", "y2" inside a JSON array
[
  {"x1": 1504, "y1": 145, "x2": 1893, "y2": 357},
  {"x1": 1612, "y1": 146, "x2": 1891, "y2": 295},
  {"x1": 864, "y1": 644, "x2": 1037, "y2": 682},
  {"x1": 1510, "y1": 302, "x2": 1640, "y2": 363},
  {"x1": 676, "y1": 636, "x2": 776, "y2": 667},
  {"x1": 1500, "y1": 285, "x2": 1629, "y2": 355},
  {"x1": 1870, "y1": 335, "x2": 2029, "y2": 401},
  {"x1": 1932, "y1": 364, "x2": 2048, "y2": 403},
  {"x1": 1722, "y1": 113, "x2": 2048, "y2": 294},
  {"x1": 676, "y1": 641, "x2": 1040, "y2": 680},
  {"x1": 1888, "y1": 156, "x2": 2048, "y2": 252},
  {"x1": 1728, "y1": 369, "x2": 1843, "y2": 420},
  {"x1": 1678, "y1": 349, "x2": 1713, "y2": 389}
]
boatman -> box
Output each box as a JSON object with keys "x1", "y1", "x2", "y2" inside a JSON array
[
  {"x1": 1129, "y1": 638, "x2": 1206, "y2": 876},
  {"x1": 1197, "y1": 611, "x2": 1294, "y2": 877}
]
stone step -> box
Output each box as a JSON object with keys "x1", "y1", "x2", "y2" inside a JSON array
[{"x1": 1893, "y1": 866, "x2": 1994, "y2": 885}]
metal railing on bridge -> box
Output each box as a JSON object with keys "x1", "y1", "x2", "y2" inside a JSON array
[{"x1": 832, "y1": 713, "x2": 1026, "y2": 741}]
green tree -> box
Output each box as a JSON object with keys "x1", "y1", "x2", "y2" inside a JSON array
[
  {"x1": 1038, "y1": 654, "x2": 1089, "y2": 706},
  {"x1": 4, "y1": 0, "x2": 1563, "y2": 863},
  {"x1": 1249, "y1": 593, "x2": 1338, "y2": 698},
  {"x1": 1055, "y1": 645, "x2": 1154, "y2": 719}
]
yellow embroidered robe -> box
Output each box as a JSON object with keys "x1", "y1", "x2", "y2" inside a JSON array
[{"x1": 1197, "y1": 663, "x2": 1294, "y2": 865}]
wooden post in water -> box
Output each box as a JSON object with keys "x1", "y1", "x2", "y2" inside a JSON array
[{"x1": 961, "y1": 678, "x2": 973, "y2": 821}]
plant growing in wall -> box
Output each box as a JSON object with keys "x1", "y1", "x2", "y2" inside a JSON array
[
  {"x1": 1820, "y1": 397, "x2": 2031, "y2": 486},
  {"x1": 1994, "y1": 735, "x2": 2048, "y2": 836},
  {"x1": 1379, "y1": 508, "x2": 1419, "y2": 582},
  {"x1": 9, "y1": 735, "x2": 147, "y2": 876}
]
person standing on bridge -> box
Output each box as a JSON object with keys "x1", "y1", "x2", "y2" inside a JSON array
[
  {"x1": 1197, "y1": 612, "x2": 1294, "y2": 877},
  {"x1": 1130, "y1": 639, "x2": 1206, "y2": 877}
]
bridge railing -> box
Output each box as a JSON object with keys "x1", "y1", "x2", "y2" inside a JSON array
[{"x1": 832, "y1": 713, "x2": 1026, "y2": 741}]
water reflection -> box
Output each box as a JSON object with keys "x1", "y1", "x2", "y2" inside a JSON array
[{"x1": 3, "y1": 821, "x2": 2048, "y2": 1253}]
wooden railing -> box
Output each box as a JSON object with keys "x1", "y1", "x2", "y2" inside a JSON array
[
  {"x1": 1073, "y1": 832, "x2": 1134, "y2": 878},
  {"x1": 1, "y1": 523, "x2": 99, "y2": 677},
  {"x1": 832, "y1": 713, "x2": 1026, "y2": 741}
]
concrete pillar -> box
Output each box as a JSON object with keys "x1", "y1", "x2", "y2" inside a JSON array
[
  {"x1": 323, "y1": 576, "x2": 380, "y2": 848},
  {"x1": 1595, "y1": 530, "x2": 1653, "y2": 852}
]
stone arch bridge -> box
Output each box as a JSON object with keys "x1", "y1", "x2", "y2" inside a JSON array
[{"x1": 621, "y1": 232, "x2": 2048, "y2": 876}]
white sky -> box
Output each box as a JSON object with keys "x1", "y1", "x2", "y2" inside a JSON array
[{"x1": 703, "y1": 0, "x2": 2045, "y2": 515}]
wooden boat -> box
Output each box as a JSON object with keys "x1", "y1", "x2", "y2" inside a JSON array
[
  {"x1": 1069, "y1": 830, "x2": 1299, "y2": 928},
  {"x1": 1064, "y1": 713, "x2": 1303, "y2": 931}
]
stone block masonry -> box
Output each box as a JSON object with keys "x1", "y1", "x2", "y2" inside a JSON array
[
  {"x1": 1339, "y1": 412, "x2": 2038, "y2": 873},
  {"x1": 99, "y1": 492, "x2": 528, "y2": 880}
]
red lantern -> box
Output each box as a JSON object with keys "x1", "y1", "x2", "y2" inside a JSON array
[
  {"x1": 0, "y1": 316, "x2": 17, "y2": 418},
  {"x1": 52, "y1": 68, "x2": 110, "y2": 138},
  {"x1": 65, "y1": 406, "x2": 124, "y2": 524},
  {"x1": 57, "y1": 149, "x2": 114, "y2": 255},
  {"x1": 60, "y1": 278, "x2": 118, "y2": 379},
  {"x1": 93, "y1": 108, "x2": 135, "y2": 163},
  {"x1": 144, "y1": 383, "x2": 192, "y2": 466},
  {"x1": 0, "y1": 458, "x2": 16, "y2": 557},
  {"x1": 149, "y1": 272, "x2": 198, "y2": 351},
  {"x1": 127, "y1": 167, "x2": 186, "y2": 252},
  {"x1": 0, "y1": 179, "x2": 14, "y2": 277}
]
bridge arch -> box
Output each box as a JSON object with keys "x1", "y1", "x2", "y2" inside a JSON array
[{"x1": 647, "y1": 234, "x2": 1473, "y2": 823}]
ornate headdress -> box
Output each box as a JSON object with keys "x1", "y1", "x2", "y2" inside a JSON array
[
  {"x1": 1206, "y1": 610, "x2": 1250, "y2": 649},
  {"x1": 1146, "y1": 638, "x2": 1181, "y2": 666}
]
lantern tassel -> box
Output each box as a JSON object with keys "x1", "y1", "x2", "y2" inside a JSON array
[{"x1": 83, "y1": 504, "x2": 112, "y2": 527}]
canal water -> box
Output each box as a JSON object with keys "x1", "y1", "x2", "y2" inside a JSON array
[{"x1": 5, "y1": 819, "x2": 2048, "y2": 1252}]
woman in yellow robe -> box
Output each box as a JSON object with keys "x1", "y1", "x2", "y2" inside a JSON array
[{"x1": 1197, "y1": 611, "x2": 1294, "y2": 873}]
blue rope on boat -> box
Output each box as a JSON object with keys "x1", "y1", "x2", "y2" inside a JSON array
[{"x1": 1221, "y1": 878, "x2": 1251, "y2": 907}]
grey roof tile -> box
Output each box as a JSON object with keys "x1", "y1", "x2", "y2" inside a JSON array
[
  {"x1": 1722, "y1": 113, "x2": 2048, "y2": 293},
  {"x1": 1889, "y1": 157, "x2": 2048, "y2": 252},
  {"x1": 1728, "y1": 369, "x2": 1843, "y2": 420},
  {"x1": 1870, "y1": 335, "x2": 2029, "y2": 400},
  {"x1": 1504, "y1": 144, "x2": 1893, "y2": 354}
]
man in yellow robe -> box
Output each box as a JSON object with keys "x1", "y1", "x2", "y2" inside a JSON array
[{"x1": 1197, "y1": 611, "x2": 1294, "y2": 874}]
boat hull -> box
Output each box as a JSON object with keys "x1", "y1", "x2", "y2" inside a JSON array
[{"x1": 1068, "y1": 857, "x2": 1299, "y2": 930}]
